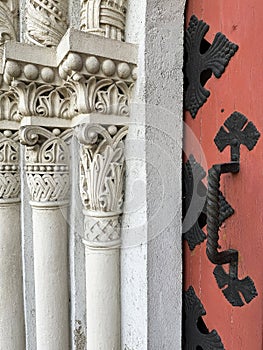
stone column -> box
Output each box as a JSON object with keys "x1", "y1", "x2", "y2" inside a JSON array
[
  {"x1": 20, "y1": 126, "x2": 71, "y2": 350},
  {"x1": 0, "y1": 130, "x2": 25, "y2": 350},
  {"x1": 77, "y1": 123, "x2": 128, "y2": 350}
]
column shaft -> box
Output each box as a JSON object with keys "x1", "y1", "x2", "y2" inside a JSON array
[
  {"x1": 85, "y1": 246, "x2": 120, "y2": 350},
  {"x1": 0, "y1": 203, "x2": 25, "y2": 349},
  {"x1": 0, "y1": 130, "x2": 25, "y2": 349},
  {"x1": 32, "y1": 206, "x2": 69, "y2": 349}
]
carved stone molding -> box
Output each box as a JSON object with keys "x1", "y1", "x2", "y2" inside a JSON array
[
  {"x1": 59, "y1": 52, "x2": 136, "y2": 117},
  {"x1": 80, "y1": 0, "x2": 127, "y2": 41},
  {"x1": 0, "y1": 130, "x2": 20, "y2": 203},
  {"x1": 2, "y1": 29, "x2": 137, "y2": 123},
  {"x1": 10, "y1": 81, "x2": 74, "y2": 120},
  {"x1": 77, "y1": 123, "x2": 127, "y2": 248},
  {"x1": 25, "y1": 0, "x2": 68, "y2": 47},
  {"x1": 20, "y1": 126, "x2": 72, "y2": 206}
]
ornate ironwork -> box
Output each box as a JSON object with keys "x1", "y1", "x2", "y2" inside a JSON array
[
  {"x1": 183, "y1": 286, "x2": 225, "y2": 349},
  {"x1": 183, "y1": 155, "x2": 207, "y2": 250},
  {"x1": 214, "y1": 266, "x2": 258, "y2": 307},
  {"x1": 184, "y1": 15, "x2": 238, "y2": 118},
  {"x1": 214, "y1": 111, "x2": 261, "y2": 162},
  {"x1": 183, "y1": 155, "x2": 234, "y2": 250},
  {"x1": 206, "y1": 112, "x2": 260, "y2": 306}
]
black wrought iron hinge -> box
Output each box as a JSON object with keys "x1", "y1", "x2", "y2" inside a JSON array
[
  {"x1": 206, "y1": 111, "x2": 260, "y2": 306},
  {"x1": 184, "y1": 15, "x2": 238, "y2": 118}
]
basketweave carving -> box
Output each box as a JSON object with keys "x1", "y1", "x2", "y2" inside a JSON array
[
  {"x1": 0, "y1": 130, "x2": 20, "y2": 203},
  {"x1": 80, "y1": 0, "x2": 127, "y2": 41}
]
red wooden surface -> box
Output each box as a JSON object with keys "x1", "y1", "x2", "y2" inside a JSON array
[{"x1": 184, "y1": 1, "x2": 263, "y2": 349}]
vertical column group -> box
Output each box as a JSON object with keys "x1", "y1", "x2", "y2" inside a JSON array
[{"x1": 20, "y1": 126, "x2": 72, "y2": 350}]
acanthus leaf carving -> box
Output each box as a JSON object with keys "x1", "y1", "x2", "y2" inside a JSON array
[
  {"x1": 10, "y1": 81, "x2": 76, "y2": 119},
  {"x1": 0, "y1": 90, "x2": 19, "y2": 121},
  {"x1": 25, "y1": 0, "x2": 68, "y2": 47},
  {"x1": 20, "y1": 126, "x2": 72, "y2": 204},
  {"x1": 77, "y1": 124, "x2": 127, "y2": 213},
  {"x1": 37, "y1": 87, "x2": 76, "y2": 119},
  {"x1": 65, "y1": 77, "x2": 132, "y2": 116},
  {"x1": 0, "y1": 0, "x2": 18, "y2": 62},
  {"x1": 0, "y1": 130, "x2": 20, "y2": 203},
  {"x1": 11, "y1": 81, "x2": 53, "y2": 117}
]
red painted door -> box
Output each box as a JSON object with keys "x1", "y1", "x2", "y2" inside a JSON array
[{"x1": 183, "y1": 1, "x2": 263, "y2": 349}]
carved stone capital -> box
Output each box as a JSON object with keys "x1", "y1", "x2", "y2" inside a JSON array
[
  {"x1": 0, "y1": 130, "x2": 20, "y2": 204},
  {"x1": 76, "y1": 123, "x2": 127, "y2": 247},
  {"x1": 2, "y1": 29, "x2": 137, "y2": 123},
  {"x1": 20, "y1": 126, "x2": 72, "y2": 207},
  {"x1": 80, "y1": 0, "x2": 127, "y2": 41}
]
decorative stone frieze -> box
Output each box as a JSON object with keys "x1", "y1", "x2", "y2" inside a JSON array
[
  {"x1": 10, "y1": 82, "x2": 75, "y2": 120},
  {"x1": 2, "y1": 29, "x2": 137, "y2": 123},
  {"x1": 80, "y1": 0, "x2": 127, "y2": 41},
  {"x1": 25, "y1": 0, "x2": 68, "y2": 47},
  {"x1": 20, "y1": 126, "x2": 72, "y2": 205},
  {"x1": 59, "y1": 48, "x2": 136, "y2": 117},
  {"x1": 0, "y1": 130, "x2": 20, "y2": 203}
]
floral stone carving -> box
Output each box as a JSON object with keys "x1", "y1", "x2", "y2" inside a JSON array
[
  {"x1": 77, "y1": 123, "x2": 127, "y2": 247},
  {"x1": 0, "y1": 0, "x2": 18, "y2": 62},
  {"x1": 25, "y1": 0, "x2": 68, "y2": 47},
  {"x1": 20, "y1": 126, "x2": 72, "y2": 205}
]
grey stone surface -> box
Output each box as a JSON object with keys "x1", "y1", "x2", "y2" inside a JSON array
[{"x1": 122, "y1": 0, "x2": 185, "y2": 349}]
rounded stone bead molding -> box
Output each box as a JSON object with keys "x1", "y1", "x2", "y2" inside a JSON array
[
  {"x1": 66, "y1": 53, "x2": 83, "y2": 71},
  {"x1": 117, "y1": 62, "x2": 131, "y2": 79},
  {"x1": 101, "y1": 59, "x2": 116, "y2": 76},
  {"x1": 40, "y1": 67, "x2": 55, "y2": 83},
  {"x1": 108, "y1": 125, "x2": 118, "y2": 136},
  {"x1": 85, "y1": 56, "x2": 100, "y2": 74},
  {"x1": 5, "y1": 61, "x2": 21, "y2": 78},
  {"x1": 24, "y1": 64, "x2": 39, "y2": 80}
]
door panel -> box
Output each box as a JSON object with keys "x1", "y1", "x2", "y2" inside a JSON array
[{"x1": 183, "y1": 1, "x2": 263, "y2": 349}]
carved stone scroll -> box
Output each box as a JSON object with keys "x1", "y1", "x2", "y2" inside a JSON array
[
  {"x1": 25, "y1": 0, "x2": 68, "y2": 47},
  {"x1": 80, "y1": 0, "x2": 127, "y2": 41}
]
